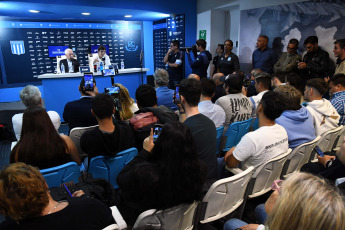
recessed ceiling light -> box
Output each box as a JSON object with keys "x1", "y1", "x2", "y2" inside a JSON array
[
  {"x1": 82, "y1": 12, "x2": 91, "y2": 15},
  {"x1": 124, "y1": 15, "x2": 132, "y2": 18},
  {"x1": 29, "y1": 10, "x2": 40, "y2": 13}
]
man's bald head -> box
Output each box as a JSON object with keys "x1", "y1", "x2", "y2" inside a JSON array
[{"x1": 188, "y1": 74, "x2": 200, "y2": 81}]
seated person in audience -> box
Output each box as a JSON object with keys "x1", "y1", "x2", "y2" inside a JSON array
[
  {"x1": 246, "y1": 69, "x2": 262, "y2": 97},
  {"x1": 130, "y1": 84, "x2": 178, "y2": 150},
  {"x1": 211, "y1": 73, "x2": 225, "y2": 103},
  {"x1": 301, "y1": 135, "x2": 345, "y2": 183},
  {"x1": 329, "y1": 73, "x2": 345, "y2": 125},
  {"x1": 113, "y1": 83, "x2": 139, "y2": 121},
  {"x1": 224, "y1": 172, "x2": 345, "y2": 230},
  {"x1": 275, "y1": 85, "x2": 316, "y2": 149},
  {"x1": 12, "y1": 85, "x2": 60, "y2": 140},
  {"x1": 244, "y1": 72, "x2": 271, "y2": 118},
  {"x1": 59, "y1": 48, "x2": 80, "y2": 73},
  {"x1": 271, "y1": 72, "x2": 286, "y2": 89},
  {"x1": 117, "y1": 122, "x2": 206, "y2": 227},
  {"x1": 0, "y1": 163, "x2": 114, "y2": 230},
  {"x1": 63, "y1": 78, "x2": 98, "y2": 133},
  {"x1": 80, "y1": 93, "x2": 135, "y2": 160},
  {"x1": 179, "y1": 78, "x2": 218, "y2": 179},
  {"x1": 304, "y1": 78, "x2": 339, "y2": 136},
  {"x1": 198, "y1": 78, "x2": 225, "y2": 128},
  {"x1": 10, "y1": 106, "x2": 81, "y2": 169},
  {"x1": 188, "y1": 73, "x2": 200, "y2": 81},
  {"x1": 154, "y1": 68, "x2": 178, "y2": 110},
  {"x1": 215, "y1": 74, "x2": 252, "y2": 133},
  {"x1": 273, "y1": 38, "x2": 301, "y2": 74},
  {"x1": 224, "y1": 91, "x2": 288, "y2": 170},
  {"x1": 93, "y1": 45, "x2": 111, "y2": 66}
]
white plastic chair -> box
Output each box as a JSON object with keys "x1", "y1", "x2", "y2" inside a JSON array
[
  {"x1": 332, "y1": 125, "x2": 345, "y2": 152},
  {"x1": 310, "y1": 126, "x2": 343, "y2": 161},
  {"x1": 200, "y1": 166, "x2": 254, "y2": 223},
  {"x1": 281, "y1": 136, "x2": 320, "y2": 179},
  {"x1": 69, "y1": 125, "x2": 99, "y2": 158},
  {"x1": 102, "y1": 206, "x2": 127, "y2": 230},
  {"x1": 133, "y1": 202, "x2": 198, "y2": 230}
]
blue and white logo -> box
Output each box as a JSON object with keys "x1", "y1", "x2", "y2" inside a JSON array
[
  {"x1": 125, "y1": 39, "x2": 138, "y2": 52},
  {"x1": 10, "y1": 41, "x2": 25, "y2": 55}
]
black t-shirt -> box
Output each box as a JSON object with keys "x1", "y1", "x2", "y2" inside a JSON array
[
  {"x1": 0, "y1": 197, "x2": 114, "y2": 230},
  {"x1": 184, "y1": 114, "x2": 218, "y2": 179},
  {"x1": 217, "y1": 53, "x2": 240, "y2": 76},
  {"x1": 167, "y1": 51, "x2": 183, "y2": 81},
  {"x1": 80, "y1": 120, "x2": 136, "y2": 159}
]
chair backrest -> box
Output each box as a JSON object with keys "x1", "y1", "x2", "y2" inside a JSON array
[
  {"x1": 281, "y1": 136, "x2": 321, "y2": 178},
  {"x1": 88, "y1": 147, "x2": 138, "y2": 189},
  {"x1": 200, "y1": 166, "x2": 254, "y2": 223},
  {"x1": 133, "y1": 202, "x2": 198, "y2": 230},
  {"x1": 247, "y1": 149, "x2": 291, "y2": 198},
  {"x1": 223, "y1": 118, "x2": 253, "y2": 151},
  {"x1": 316, "y1": 126, "x2": 343, "y2": 153},
  {"x1": 40, "y1": 162, "x2": 81, "y2": 187},
  {"x1": 88, "y1": 53, "x2": 98, "y2": 72},
  {"x1": 216, "y1": 126, "x2": 224, "y2": 153},
  {"x1": 69, "y1": 125, "x2": 99, "y2": 158},
  {"x1": 332, "y1": 125, "x2": 345, "y2": 151}
]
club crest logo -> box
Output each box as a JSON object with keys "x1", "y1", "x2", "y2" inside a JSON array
[
  {"x1": 10, "y1": 41, "x2": 25, "y2": 55},
  {"x1": 125, "y1": 39, "x2": 138, "y2": 51}
]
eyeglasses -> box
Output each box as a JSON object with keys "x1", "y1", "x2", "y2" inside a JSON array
[{"x1": 271, "y1": 179, "x2": 283, "y2": 193}]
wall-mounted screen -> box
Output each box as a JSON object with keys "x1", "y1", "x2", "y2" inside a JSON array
[{"x1": 48, "y1": 46, "x2": 69, "y2": 58}]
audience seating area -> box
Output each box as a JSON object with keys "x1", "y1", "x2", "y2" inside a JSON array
[{"x1": 222, "y1": 118, "x2": 253, "y2": 153}]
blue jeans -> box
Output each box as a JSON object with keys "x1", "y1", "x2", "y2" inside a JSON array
[
  {"x1": 223, "y1": 218, "x2": 248, "y2": 230},
  {"x1": 255, "y1": 204, "x2": 267, "y2": 224}
]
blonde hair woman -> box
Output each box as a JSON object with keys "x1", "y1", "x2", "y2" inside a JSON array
[
  {"x1": 113, "y1": 83, "x2": 138, "y2": 120},
  {"x1": 224, "y1": 172, "x2": 345, "y2": 230}
]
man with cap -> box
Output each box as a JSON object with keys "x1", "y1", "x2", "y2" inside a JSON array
[
  {"x1": 215, "y1": 74, "x2": 252, "y2": 132},
  {"x1": 154, "y1": 68, "x2": 178, "y2": 111}
]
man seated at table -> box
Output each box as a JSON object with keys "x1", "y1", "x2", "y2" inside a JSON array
[
  {"x1": 93, "y1": 45, "x2": 111, "y2": 67},
  {"x1": 59, "y1": 48, "x2": 80, "y2": 73}
]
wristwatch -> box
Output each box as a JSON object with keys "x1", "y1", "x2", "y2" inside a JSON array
[{"x1": 325, "y1": 160, "x2": 333, "y2": 168}]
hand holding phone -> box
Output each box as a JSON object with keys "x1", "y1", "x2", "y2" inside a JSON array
[
  {"x1": 83, "y1": 73, "x2": 94, "y2": 91},
  {"x1": 173, "y1": 86, "x2": 180, "y2": 104},
  {"x1": 153, "y1": 124, "x2": 163, "y2": 143}
]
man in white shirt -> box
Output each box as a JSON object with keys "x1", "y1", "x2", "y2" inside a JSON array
[
  {"x1": 198, "y1": 78, "x2": 226, "y2": 128},
  {"x1": 304, "y1": 78, "x2": 339, "y2": 136},
  {"x1": 12, "y1": 85, "x2": 60, "y2": 140},
  {"x1": 93, "y1": 45, "x2": 111, "y2": 67},
  {"x1": 224, "y1": 91, "x2": 288, "y2": 170},
  {"x1": 245, "y1": 72, "x2": 271, "y2": 118}
]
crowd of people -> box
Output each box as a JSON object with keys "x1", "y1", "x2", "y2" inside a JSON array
[{"x1": 2, "y1": 34, "x2": 345, "y2": 229}]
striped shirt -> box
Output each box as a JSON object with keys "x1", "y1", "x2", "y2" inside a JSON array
[{"x1": 330, "y1": 91, "x2": 345, "y2": 125}]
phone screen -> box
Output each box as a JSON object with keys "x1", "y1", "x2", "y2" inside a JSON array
[
  {"x1": 153, "y1": 125, "x2": 163, "y2": 143},
  {"x1": 314, "y1": 146, "x2": 324, "y2": 157},
  {"x1": 84, "y1": 73, "x2": 94, "y2": 91},
  {"x1": 175, "y1": 87, "x2": 180, "y2": 101},
  {"x1": 105, "y1": 86, "x2": 120, "y2": 95},
  {"x1": 103, "y1": 69, "x2": 115, "y2": 76}
]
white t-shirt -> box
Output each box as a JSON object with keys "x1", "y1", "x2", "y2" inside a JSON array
[
  {"x1": 250, "y1": 90, "x2": 268, "y2": 118},
  {"x1": 94, "y1": 54, "x2": 111, "y2": 66},
  {"x1": 12, "y1": 111, "x2": 61, "y2": 140},
  {"x1": 233, "y1": 124, "x2": 289, "y2": 170},
  {"x1": 215, "y1": 93, "x2": 252, "y2": 132}
]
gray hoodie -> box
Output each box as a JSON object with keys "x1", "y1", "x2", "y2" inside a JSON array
[{"x1": 306, "y1": 99, "x2": 340, "y2": 136}]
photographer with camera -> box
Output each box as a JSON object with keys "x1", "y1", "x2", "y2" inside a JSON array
[
  {"x1": 163, "y1": 40, "x2": 184, "y2": 90},
  {"x1": 185, "y1": 39, "x2": 212, "y2": 79}
]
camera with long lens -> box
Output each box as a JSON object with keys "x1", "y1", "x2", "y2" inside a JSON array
[
  {"x1": 180, "y1": 45, "x2": 198, "y2": 57},
  {"x1": 104, "y1": 86, "x2": 122, "y2": 120}
]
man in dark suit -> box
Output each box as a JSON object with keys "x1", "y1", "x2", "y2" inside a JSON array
[
  {"x1": 59, "y1": 48, "x2": 80, "y2": 73},
  {"x1": 63, "y1": 78, "x2": 98, "y2": 133}
]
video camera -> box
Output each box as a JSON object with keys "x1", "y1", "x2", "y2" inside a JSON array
[{"x1": 180, "y1": 45, "x2": 198, "y2": 57}]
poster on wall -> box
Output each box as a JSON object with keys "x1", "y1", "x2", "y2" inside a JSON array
[
  {"x1": 0, "y1": 21, "x2": 142, "y2": 85},
  {"x1": 239, "y1": 0, "x2": 345, "y2": 70}
]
